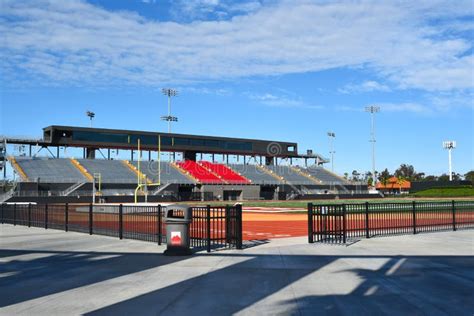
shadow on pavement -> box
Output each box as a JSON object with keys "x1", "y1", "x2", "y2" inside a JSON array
[
  {"x1": 86, "y1": 253, "x2": 474, "y2": 315},
  {"x1": 0, "y1": 249, "x2": 190, "y2": 308}
]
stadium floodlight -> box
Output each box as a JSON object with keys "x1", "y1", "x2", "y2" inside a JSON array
[
  {"x1": 443, "y1": 141, "x2": 456, "y2": 181},
  {"x1": 161, "y1": 88, "x2": 179, "y2": 133},
  {"x1": 327, "y1": 132, "x2": 336, "y2": 172},
  {"x1": 86, "y1": 111, "x2": 95, "y2": 128},
  {"x1": 365, "y1": 105, "x2": 380, "y2": 185}
]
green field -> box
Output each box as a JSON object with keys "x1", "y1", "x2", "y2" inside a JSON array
[{"x1": 411, "y1": 186, "x2": 474, "y2": 198}]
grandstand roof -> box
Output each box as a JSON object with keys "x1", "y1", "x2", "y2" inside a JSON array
[{"x1": 39, "y1": 125, "x2": 327, "y2": 160}]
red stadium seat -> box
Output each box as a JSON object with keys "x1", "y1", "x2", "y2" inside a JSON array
[
  {"x1": 176, "y1": 160, "x2": 224, "y2": 184},
  {"x1": 199, "y1": 161, "x2": 251, "y2": 184}
]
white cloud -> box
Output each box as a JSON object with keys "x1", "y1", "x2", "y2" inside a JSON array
[
  {"x1": 170, "y1": 0, "x2": 261, "y2": 20},
  {"x1": 248, "y1": 92, "x2": 323, "y2": 109},
  {"x1": 339, "y1": 80, "x2": 391, "y2": 94},
  {"x1": 379, "y1": 102, "x2": 432, "y2": 114},
  {"x1": 0, "y1": 0, "x2": 473, "y2": 93},
  {"x1": 181, "y1": 86, "x2": 232, "y2": 96}
]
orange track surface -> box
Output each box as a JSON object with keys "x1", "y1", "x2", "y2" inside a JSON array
[
  {"x1": 243, "y1": 213, "x2": 307, "y2": 240},
  {"x1": 27, "y1": 210, "x2": 471, "y2": 242}
]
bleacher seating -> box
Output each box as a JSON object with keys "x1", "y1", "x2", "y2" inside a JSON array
[
  {"x1": 266, "y1": 165, "x2": 318, "y2": 185},
  {"x1": 132, "y1": 161, "x2": 196, "y2": 184},
  {"x1": 300, "y1": 166, "x2": 347, "y2": 184},
  {"x1": 78, "y1": 159, "x2": 137, "y2": 183},
  {"x1": 200, "y1": 162, "x2": 251, "y2": 184},
  {"x1": 176, "y1": 160, "x2": 224, "y2": 184},
  {"x1": 14, "y1": 157, "x2": 87, "y2": 183},
  {"x1": 11, "y1": 157, "x2": 347, "y2": 191},
  {"x1": 227, "y1": 164, "x2": 283, "y2": 185}
]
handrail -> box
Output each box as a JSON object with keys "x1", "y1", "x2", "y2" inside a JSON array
[
  {"x1": 8, "y1": 157, "x2": 29, "y2": 181},
  {"x1": 70, "y1": 158, "x2": 94, "y2": 182},
  {"x1": 122, "y1": 160, "x2": 152, "y2": 185}
]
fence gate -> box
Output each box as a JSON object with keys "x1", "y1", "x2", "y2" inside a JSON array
[{"x1": 308, "y1": 203, "x2": 346, "y2": 244}]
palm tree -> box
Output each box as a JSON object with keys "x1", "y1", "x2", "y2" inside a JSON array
[{"x1": 396, "y1": 175, "x2": 405, "y2": 194}]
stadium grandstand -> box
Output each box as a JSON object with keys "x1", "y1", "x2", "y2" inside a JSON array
[{"x1": 0, "y1": 126, "x2": 370, "y2": 203}]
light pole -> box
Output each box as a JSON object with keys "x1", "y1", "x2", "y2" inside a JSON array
[
  {"x1": 365, "y1": 105, "x2": 380, "y2": 186},
  {"x1": 86, "y1": 111, "x2": 95, "y2": 128},
  {"x1": 161, "y1": 88, "x2": 178, "y2": 133},
  {"x1": 443, "y1": 141, "x2": 456, "y2": 181},
  {"x1": 327, "y1": 132, "x2": 335, "y2": 172}
]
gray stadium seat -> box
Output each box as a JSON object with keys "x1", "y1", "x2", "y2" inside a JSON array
[
  {"x1": 227, "y1": 164, "x2": 283, "y2": 185},
  {"x1": 265, "y1": 165, "x2": 319, "y2": 185},
  {"x1": 131, "y1": 161, "x2": 196, "y2": 184},
  {"x1": 15, "y1": 157, "x2": 87, "y2": 183},
  {"x1": 78, "y1": 159, "x2": 137, "y2": 183},
  {"x1": 300, "y1": 165, "x2": 347, "y2": 184}
]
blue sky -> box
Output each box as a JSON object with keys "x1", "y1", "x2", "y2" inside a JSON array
[{"x1": 0, "y1": 0, "x2": 473, "y2": 177}]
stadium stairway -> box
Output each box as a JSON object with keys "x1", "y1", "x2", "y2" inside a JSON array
[
  {"x1": 255, "y1": 164, "x2": 285, "y2": 183},
  {"x1": 288, "y1": 165, "x2": 322, "y2": 185},
  {"x1": 299, "y1": 165, "x2": 349, "y2": 184},
  {"x1": 131, "y1": 161, "x2": 196, "y2": 185},
  {"x1": 14, "y1": 157, "x2": 87, "y2": 183},
  {"x1": 70, "y1": 158, "x2": 94, "y2": 182},
  {"x1": 227, "y1": 164, "x2": 283, "y2": 184},
  {"x1": 8, "y1": 157, "x2": 29, "y2": 181},
  {"x1": 176, "y1": 160, "x2": 225, "y2": 184},
  {"x1": 199, "y1": 161, "x2": 252, "y2": 184},
  {"x1": 122, "y1": 160, "x2": 152, "y2": 185},
  {"x1": 257, "y1": 164, "x2": 309, "y2": 197}
]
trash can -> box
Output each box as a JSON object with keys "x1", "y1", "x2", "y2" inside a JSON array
[{"x1": 163, "y1": 204, "x2": 193, "y2": 256}]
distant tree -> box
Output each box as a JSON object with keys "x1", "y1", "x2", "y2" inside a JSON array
[
  {"x1": 416, "y1": 172, "x2": 425, "y2": 180},
  {"x1": 452, "y1": 173, "x2": 462, "y2": 181},
  {"x1": 351, "y1": 170, "x2": 360, "y2": 181},
  {"x1": 367, "y1": 177, "x2": 374, "y2": 187},
  {"x1": 378, "y1": 168, "x2": 391, "y2": 186},
  {"x1": 394, "y1": 164, "x2": 425, "y2": 181},
  {"x1": 465, "y1": 171, "x2": 474, "y2": 183},
  {"x1": 422, "y1": 175, "x2": 438, "y2": 182},
  {"x1": 343, "y1": 172, "x2": 349, "y2": 180},
  {"x1": 396, "y1": 175, "x2": 406, "y2": 193},
  {"x1": 438, "y1": 174, "x2": 450, "y2": 182},
  {"x1": 438, "y1": 173, "x2": 462, "y2": 182}
]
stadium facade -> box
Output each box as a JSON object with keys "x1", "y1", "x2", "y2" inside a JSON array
[{"x1": 1, "y1": 126, "x2": 370, "y2": 203}]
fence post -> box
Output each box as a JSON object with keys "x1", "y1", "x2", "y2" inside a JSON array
[
  {"x1": 308, "y1": 203, "x2": 314, "y2": 243},
  {"x1": 13, "y1": 203, "x2": 16, "y2": 226},
  {"x1": 412, "y1": 201, "x2": 417, "y2": 234},
  {"x1": 452, "y1": 200, "x2": 456, "y2": 231},
  {"x1": 65, "y1": 203, "x2": 69, "y2": 232},
  {"x1": 225, "y1": 205, "x2": 231, "y2": 244},
  {"x1": 157, "y1": 205, "x2": 161, "y2": 245},
  {"x1": 342, "y1": 205, "x2": 347, "y2": 244},
  {"x1": 206, "y1": 205, "x2": 211, "y2": 253},
  {"x1": 119, "y1": 204, "x2": 123, "y2": 240},
  {"x1": 365, "y1": 202, "x2": 370, "y2": 239},
  {"x1": 0, "y1": 203, "x2": 4, "y2": 224},
  {"x1": 45, "y1": 204, "x2": 48, "y2": 229},
  {"x1": 28, "y1": 203, "x2": 31, "y2": 227},
  {"x1": 236, "y1": 204, "x2": 243, "y2": 250},
  {"x1": 89, "y1": 203, "x2": 93, "y2": 235}
]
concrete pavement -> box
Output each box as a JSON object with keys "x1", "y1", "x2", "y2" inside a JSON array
[{"x1": 0, "y1": 225, "x2": 473, "y2": 315}]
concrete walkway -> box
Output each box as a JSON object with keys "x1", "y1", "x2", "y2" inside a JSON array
[{"x1": 0, "y1": 225, "x2": 473, "y2": 315}]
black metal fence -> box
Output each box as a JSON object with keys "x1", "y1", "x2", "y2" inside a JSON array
[
  {"x1": 308, "y1": 200, "x2": 474, "y2": 244},
  {"x1": 0, "y1": 203, "x2": 243, "y2": 252}
]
